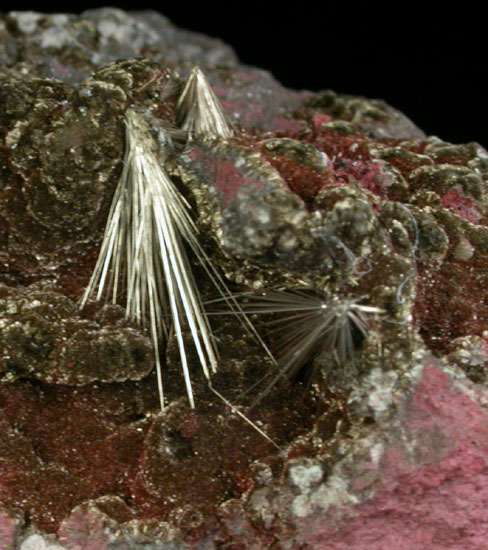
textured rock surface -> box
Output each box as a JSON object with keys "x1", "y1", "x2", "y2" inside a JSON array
[
  {"x1": 0, "y1": 505, "x2": 23, "y2": 549},
  {"x1": 1, "y1": 7, "x2": 488, "y2": 550}
]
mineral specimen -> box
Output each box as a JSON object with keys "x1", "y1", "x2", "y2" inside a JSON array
[{"x1": 1, "y1": 7, "x2": 488, "y2": 550}]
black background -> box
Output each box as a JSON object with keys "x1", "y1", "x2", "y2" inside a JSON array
[{"x1": 2, "y1": 2, "x2": 486, "y2": 148}]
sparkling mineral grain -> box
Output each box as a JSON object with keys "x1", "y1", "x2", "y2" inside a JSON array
[{"x1": 1, "y1": 8, "x2": 488, "y2": 550}]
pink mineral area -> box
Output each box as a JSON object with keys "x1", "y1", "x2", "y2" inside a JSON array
[
  {"x1": 304, "y1": 128, "x2": 394, "y2": 199},
  {"x1": 305, "y1": 364, "x2": 488, "y2": 550},
  {"x1": 440, "y1": 187, "x2": 480, "y2": 224},
  {"x1": 0, "y1": 507, "x2": 21, "y2": 549},
  {"x1": 213, "y1": 86, "x2": 265, "y2": 127},
  {"x1": 336, "y1": 161, "x2": 384, "y2": 197},
  {"x1": 272, "y1": 116, "x2": 305, "y2": 135},
  {"x1": 187, "y1": 147, "x2": 266, "y2": 206},
  {"x1": 214, "y1": 158, "x2": 263, "y2": 205},
  {"x1": 313, "y1": 113, "x2": 333, "y2": 131},
  {"x1": 212, "y1": 88, "x2": 235, "y2": 112},
  {"x1": 57, "y1": 507, "x2": 111, "y2": 550}
]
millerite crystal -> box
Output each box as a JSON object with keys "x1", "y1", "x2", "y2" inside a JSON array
[
  {"x1": 80, "y1": 105, "x2": 224, "y2": 411},
  {"x1": 1, "y1": 8, "x2": 488, "y2": 549}
]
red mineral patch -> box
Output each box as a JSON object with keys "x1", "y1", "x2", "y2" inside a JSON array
[{"x1": 441, "y1": 188, "x2": 480, "y2": 224}]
